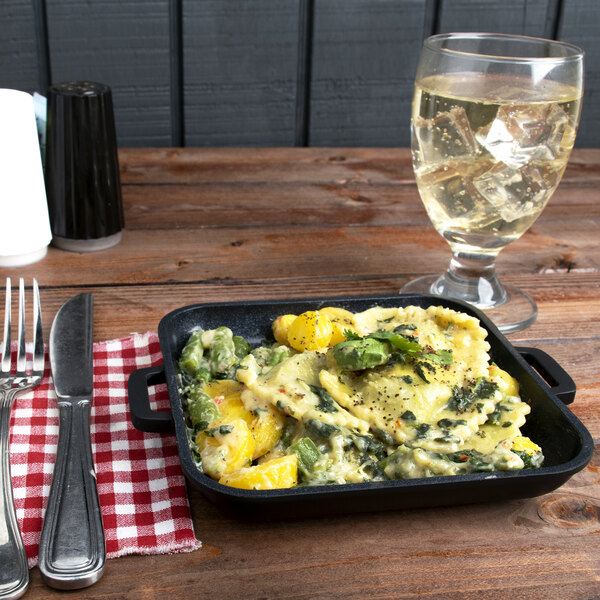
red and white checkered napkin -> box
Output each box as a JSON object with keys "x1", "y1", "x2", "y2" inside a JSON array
[{"x1": 9, "y1": 331, "x2": 201, "y2": 568}]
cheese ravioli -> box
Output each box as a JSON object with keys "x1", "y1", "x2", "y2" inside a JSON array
[{"x1": 178, "y1": 304, "x2": 543, "y2": 489}]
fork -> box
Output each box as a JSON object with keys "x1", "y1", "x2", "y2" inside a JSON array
[{"x1": 0, "y1": 277, "x2": 44, "y2": 600}]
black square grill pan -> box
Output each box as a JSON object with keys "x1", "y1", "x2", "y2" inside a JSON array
[{"x1": 128, "y1": 294, "x2": 593, "y2": 518}]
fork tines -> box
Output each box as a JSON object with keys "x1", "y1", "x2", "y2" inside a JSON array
[
  {"x1": 0, "y1": 278, "x2": 43, "y2": 596},
  {"x1": 1, "y1": 277, "x2": 43, "y2": 380}
]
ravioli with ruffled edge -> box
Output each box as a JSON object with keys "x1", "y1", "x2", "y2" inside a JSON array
[{"x1": 177, "y1": 305, "x2": 543, "y2": 489}]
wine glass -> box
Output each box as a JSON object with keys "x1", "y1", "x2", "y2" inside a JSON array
[{"x1": 401, "y1": 33, "x2": 584, "y2": 333}]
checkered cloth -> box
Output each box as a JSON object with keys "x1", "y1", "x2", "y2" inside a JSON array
[{"x1": 8, "y1": 331, "x2": 201, "y2": 567}]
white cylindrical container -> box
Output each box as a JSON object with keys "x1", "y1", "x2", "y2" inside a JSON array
[{"x1": 0, "y1": 89, "x2": 52, "y2": 267}]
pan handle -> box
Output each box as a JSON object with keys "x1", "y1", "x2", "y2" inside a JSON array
[
  {"x1": 516, "y1": 346, "x2": 576, "y2": 405},
  {"x1": 127, "y1": 364, "x2": 175, "y2": 433}
]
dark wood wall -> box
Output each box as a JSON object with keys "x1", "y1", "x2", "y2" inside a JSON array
[{"x1": 1, "y1": 0, "x2": 597, "y2": 148}]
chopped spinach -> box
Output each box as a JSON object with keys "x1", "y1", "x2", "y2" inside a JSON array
[
  {"x1": 437, "y1": 418, "x2": 467, "y2": 429},
  {"x1": 352, "y1": 433, "x2": 386, "y2": 460},
  {"x1": 513, "y1": 449, "x2": 543, "y2": 469},
  {"x1": 395, "y1": 323, "x2": 417, "y2": 331},
  {"x1": 205, "y1": 424, "x2": 234, "y2": 436},
  {"x1": 372, "y1": 428, "x2": 395, "y2": 445},
  {"x1": 447, "y1": 378, "x2": 499, "y2": 413},
  {"x1": 415, "y1": 423, "x2": 431, "y2": 439},
  {"x1": 446, "y1": 449, "x2": 494, "y2": 472},
  {"x1": 414, "y1": 362, "x2": 435, "y2": 383},
  {"x1": 486, "y1": 404, "x2": 511, "y2": 425},
  {"x1": 308, "y1": 384, "x2": 339, "y2": 413},
  {"x1": 305, "y1": 419, "x2": 339, "y2": 439}
]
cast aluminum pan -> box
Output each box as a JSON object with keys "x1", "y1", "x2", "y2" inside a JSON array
[{"x1": 128, "y1": 294, "x2": 594, "y2": 518}]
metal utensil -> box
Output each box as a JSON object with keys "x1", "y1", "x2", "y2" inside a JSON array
[
  {"x1": 0, "y1": 278, "x2": 44, "y2": 600},
  {"x1": 38, "y1": 293, "x2": 105, "y2": 589}
]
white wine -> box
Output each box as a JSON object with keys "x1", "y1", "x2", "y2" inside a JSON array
[{"x1": 412, "y1": 73, "x2": 582, "y2": 253}]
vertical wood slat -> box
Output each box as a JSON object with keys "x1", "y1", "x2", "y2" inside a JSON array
[
  {"x1": 46, "y1": 0, "x2": 172, "y2": 147},
  {"x1": 182, "y1": 0, "x2": 300, "y2": 147},
  {"x1": 0, "y1": 0, "x2": 40, "y2": 93},
  {"x1": 0, "y1": 0, "x2": 598, "y2": 148},
  {"x1": 556, "y1": 0, "x2": 600, "y2": 149},
  {"x1": 436, "y1": 0, "x2": 559, "y2": 38},
  {"x1": 309, "y1": 0, "x2": 429, "y2": 148}
]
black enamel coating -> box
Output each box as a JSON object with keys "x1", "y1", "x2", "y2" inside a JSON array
[{"x1": 128, "y1": 294, "x2": 594, "y2": 518}]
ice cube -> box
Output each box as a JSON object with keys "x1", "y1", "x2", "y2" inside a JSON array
[
  {"x1": 416, "y1": 157, "x2": 495, "y2": 186},
  {"x1": 520, "y1": 163, "x2": 563, "y2": 191},
  {"x1": 417, "y1": 163, "x2": 499, "y2": 228},
  {"x1": 475, "y1": 103, "x2": 570, "y2": 169},
  {"x1": 472, "y1": 162, "x2": 544, "y2": 222},
  {"x1": 413, "y1": 107, "x2": 480, "y2": 166}
]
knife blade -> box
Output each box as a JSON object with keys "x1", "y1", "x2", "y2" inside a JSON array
[{"x1": 38, "y1": 293, "x2": 106, "y2": 590}]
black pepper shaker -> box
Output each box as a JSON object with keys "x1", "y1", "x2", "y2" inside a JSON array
[{"x1": 45, "y1": 81, "x2": 124, "y2": 251}]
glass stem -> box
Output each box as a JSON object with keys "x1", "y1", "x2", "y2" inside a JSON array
[{"x1": 432, "y1": 251, "x2": 508, "y2": 309}]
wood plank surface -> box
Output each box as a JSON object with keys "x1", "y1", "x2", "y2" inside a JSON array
[
  {"x1": 2, "y1": 147, "x2": 599, "y2": 599},
  {"x1": 13, "y1": 220, "x2": 600, "y2": 286}
]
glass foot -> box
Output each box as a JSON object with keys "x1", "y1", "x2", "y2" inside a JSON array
[{"x1": 400, "y1": 274, "x2": 537, "y2": 334}]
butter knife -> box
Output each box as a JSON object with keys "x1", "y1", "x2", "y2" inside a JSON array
[{"x1": 38, "y1": 293, "x2": 105, "y2": 589}]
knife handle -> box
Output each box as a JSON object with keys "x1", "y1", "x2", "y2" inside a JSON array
[{"x1": 38, "y1": 398, "x2": 106, "y2": 590}]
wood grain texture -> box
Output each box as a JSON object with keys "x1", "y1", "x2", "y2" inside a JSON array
[
  {"x1": 46, "y1": 0, "x2": 172, "y2": 146},
  {"x1": 116, "y1": 146, "x2": 600, "y2": 184},
  {"x1": 309, "y1": 0, "x2": 427, "y2": 147},
  {"x1": 182, "y1": 0, "x2": 299, "y2": 146},
  {"x1": 7, "y1": 219, "x2": 598, "y2": 291},
  {"x1": 117, "y1": 146, "x2": 600, "y2": 229},
  {"x1": 2, "y1": 146, "x2": 598, "y2": 599}
]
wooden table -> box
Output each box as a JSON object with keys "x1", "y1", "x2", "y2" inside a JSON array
[{"x1": 5, "y1": 148, "x2": 599, "y2": 599}]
